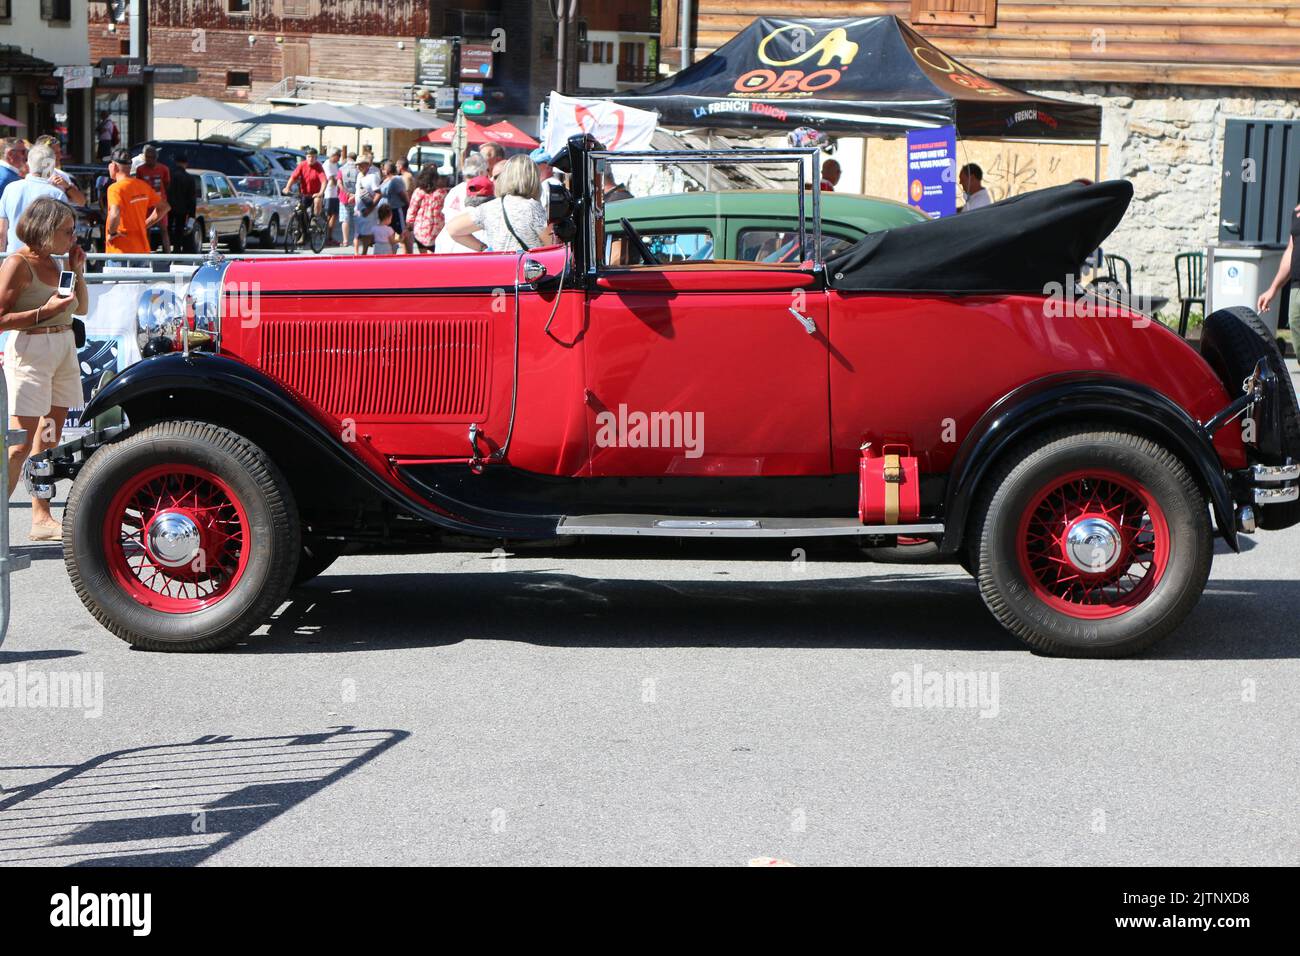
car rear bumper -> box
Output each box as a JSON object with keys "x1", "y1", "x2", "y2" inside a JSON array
[{"x1": 1246, "y1": 461, "x2": 1299, "y2": 507}]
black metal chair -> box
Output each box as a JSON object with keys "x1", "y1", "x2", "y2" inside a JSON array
[
  {"x1": 1104, "y1": 254, "x2": 1132, "y2": 296},
  {"x1": 1175, "y1": 251, "x2": 1205, "y2": 338}
]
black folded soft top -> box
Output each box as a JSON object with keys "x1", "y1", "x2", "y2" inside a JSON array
[{"x1": 825, "y1": 180, "x2": 1133, "y2": 295}]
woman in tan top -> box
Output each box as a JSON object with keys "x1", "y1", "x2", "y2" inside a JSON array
[{"x1": 0, "y1": 197, "x2": 87, "y2": 541}]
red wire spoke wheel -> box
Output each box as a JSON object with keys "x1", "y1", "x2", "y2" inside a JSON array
[
  {"x1": 63, "y1": 421, "x2": 300, "y2": 652},
  {"x1": 102, "y1": 464, "x2": 251, "y2": 613},
  {"x1": 974, "y1": 429, "x2": 1212, "y2": 658},
  {"x1": 1015, "y1": 469, "x2": 1170, "y2": 620}
]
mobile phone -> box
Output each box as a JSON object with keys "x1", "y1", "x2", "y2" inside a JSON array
[{"x1": 57, "y1": 270, "x2": 75, "y2": 297}]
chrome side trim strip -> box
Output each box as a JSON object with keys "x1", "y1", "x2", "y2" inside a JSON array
[{"x1": 556, "y1": 515, "x2": 945, "y2": 538}]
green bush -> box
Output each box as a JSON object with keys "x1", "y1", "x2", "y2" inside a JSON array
[{"x1": 1154, "y1": 310, "x2": 1203, "y2": 332}]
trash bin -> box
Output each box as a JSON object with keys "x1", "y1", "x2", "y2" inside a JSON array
[{"x1": 1206, "y1": 243, "x2": 1285, "y2": 337}]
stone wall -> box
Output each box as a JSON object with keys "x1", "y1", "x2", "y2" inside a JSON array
[{"x1": 1028, "y1": 82, "x2": 1300, "y2": 307}]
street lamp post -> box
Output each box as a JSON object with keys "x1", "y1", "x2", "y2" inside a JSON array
[{"x1": 552, "y1": 0, "x2": 578, "y2": 94}]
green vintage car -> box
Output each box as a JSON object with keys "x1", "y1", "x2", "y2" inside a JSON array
[{"x1": 606, "y1": 190, "x2": 928, "y2": 264}]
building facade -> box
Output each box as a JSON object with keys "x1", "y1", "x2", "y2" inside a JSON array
[
  {"x1": 87, "y1": 1, "x2": 581, "y2": 155},
  {"x1": 663, "y1": 0, "x2": 1300, "y2": 304},
  {"x1": 576, "y1": 1, "x2": 660, "y2": 93},
  {"x1": 0, "y1": 0, "x2": 94, "y2": 160}
]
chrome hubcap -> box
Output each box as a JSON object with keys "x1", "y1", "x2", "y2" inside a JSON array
[
  {"x1": 147, "y1": 511, "x2": 202, "y2": 568},
  {"x1": 1065, "y1": 517, "x2": 1122, "y2": 573}
]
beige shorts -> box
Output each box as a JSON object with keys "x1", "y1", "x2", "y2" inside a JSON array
[{"x1": 4, "y1": 330, "x2": 83, "y2": 418}]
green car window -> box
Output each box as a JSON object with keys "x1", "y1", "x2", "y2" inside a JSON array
[
  {"x1": 606, "y1": 229, "x2": 714, "y2": 264},
  {"x1": 736, "y1": 228, "x2": 857, "y2": 263}
]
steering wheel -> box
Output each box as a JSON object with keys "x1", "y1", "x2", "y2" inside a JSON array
[{"x1": 620, "y1": 217, "x2": 660, "y2": 266}]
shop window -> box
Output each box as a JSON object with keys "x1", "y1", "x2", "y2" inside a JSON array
[
  {"x1": 910, "y1": 1, "x2": 997, "y2": 28},
  {"x1": 226, "y1": 71, "x2": 252, "y2": 88},
  {"x1": 444, "y1": 9, "x2": 502, "y2": 37},
  {"x1": 40, "y1": 0, "x2": 72, "y2": 22}
]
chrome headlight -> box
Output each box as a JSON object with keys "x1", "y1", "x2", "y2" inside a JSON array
[
  {"x1": 136, "y1": 285, "x2": 185, "y2": 356},
  {"x1": 185, "y1": 260, "x2": 228, "y2": 352}
]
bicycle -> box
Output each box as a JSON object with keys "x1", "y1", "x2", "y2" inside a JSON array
[{"x1": 284, "y1": 193, "x2": 329, "y2": 254}]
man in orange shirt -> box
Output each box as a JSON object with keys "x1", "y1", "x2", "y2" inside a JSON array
[{"x1": 105, "y1": 148, "x2": 169, "y2": 265}]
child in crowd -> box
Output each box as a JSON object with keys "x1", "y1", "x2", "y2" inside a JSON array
[{"x1": 370, "y1": 205, "x2": 398, "y2": 255}]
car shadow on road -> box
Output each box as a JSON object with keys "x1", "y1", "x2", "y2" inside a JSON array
[
  {"x1": 241, "y1": 566, "x2": 1300, "y2": 660},
  {"x1": 0, "y1": 727, "x2": 407, "y2": 866}
]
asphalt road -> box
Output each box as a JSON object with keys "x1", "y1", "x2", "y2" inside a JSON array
[{"x1": 1, "y1": 367, "x2": 1297, "y2": 867}]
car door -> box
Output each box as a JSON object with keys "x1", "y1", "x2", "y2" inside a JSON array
[
  {"x1": 213, "y1": 174, "x2": 243, "y2": 233},
  {"x1": 198, "y1": 174, "x2": 223, "y2": 234},
  {"x1": 583, "y1": 259, "x2": 831, "y2": 478}
]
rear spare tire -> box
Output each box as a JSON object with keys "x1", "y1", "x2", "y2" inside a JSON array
[{"x1": 1200, "y1": 306, "x2": 1300, "y2": 529}]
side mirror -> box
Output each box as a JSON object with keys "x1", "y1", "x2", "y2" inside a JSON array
[
  {"x1": 547, "y1": 185, "x2": 577, "y2": 243},
  {"x1": 547, "y1": 185, "x2": 573, "y2": 224}
]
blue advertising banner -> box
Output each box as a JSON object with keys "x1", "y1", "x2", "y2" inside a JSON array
[{"x1": 906, "y1": 126, "x2": 957, "y2": 219}]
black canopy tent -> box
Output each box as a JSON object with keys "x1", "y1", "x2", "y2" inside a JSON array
[{"x1": 610, "y1": 15, "x2": 1101, "y2": 168}]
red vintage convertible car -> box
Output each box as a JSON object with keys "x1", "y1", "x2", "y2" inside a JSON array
[{"x1": 30, "y1": 138, "x2": 1300, "y2": 657}]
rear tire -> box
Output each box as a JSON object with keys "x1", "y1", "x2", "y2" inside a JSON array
[
  {"x1": 63, "y1": 421, "x2": 301, "y2": 652},
  {"x1": 308, "y1": 213, "x2": 328, "y2": 254},
  {"x1": 860, "y1": 538, "x2": 943, "y2": 563},
  {"x1": 973, "y1": 428, "x2": 1212, "y2": 658}
]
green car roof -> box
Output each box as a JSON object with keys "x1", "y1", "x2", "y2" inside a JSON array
[{"x1": 607, "y1": 189, "x2": 927, "y2": 234}]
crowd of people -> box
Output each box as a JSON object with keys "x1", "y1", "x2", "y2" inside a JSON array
[
  {"x1": 6, "y1": 131, "x2": 601, "y2": 266},
  {"x1": 284, "y1": 139, "x2": 595, "y2": 256}
]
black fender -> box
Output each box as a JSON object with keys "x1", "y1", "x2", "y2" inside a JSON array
[
  {"x1": 940, "y1": 372, "x2": 1239, "y2": 555},
  {"x1": 81, "y1": 352, "x2": 559, "y2": 539}
]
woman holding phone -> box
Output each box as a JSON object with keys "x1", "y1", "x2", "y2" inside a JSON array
[{"x1": 0, "y1": 197, "x2": 86, "y2": 541}]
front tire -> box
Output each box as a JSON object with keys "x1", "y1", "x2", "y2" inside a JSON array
[
  {"x1": 973, "y1": 429, "x2": 1212, "y2": 658},
  {"x1": 284, "y1": 213, "x2": 302, "y2": 253},
  {"x1": 63, "y1": 421, "x2": 301, "y2": 652},
  {"x1": 226, "y1": 220, "x2": 248, "y2": 253}
]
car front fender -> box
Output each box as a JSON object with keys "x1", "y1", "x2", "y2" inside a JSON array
[
  {"x1": 80, "y1": 352, "x2": 557, "y2": 539},
  {"x1": 940, "y1": 372, "x2": 1239, "y2": 555}
]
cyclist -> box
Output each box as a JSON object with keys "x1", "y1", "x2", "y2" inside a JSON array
[{"x1": 283, "y1": 147, "x2": 326, "y2": 242}]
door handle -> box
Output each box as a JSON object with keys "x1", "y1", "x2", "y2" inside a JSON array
[
  {"x1": 788, "y1": 307, "x2": 817, "y2": 334},
  {"x1": 1221, "y1": 219, "x2": 1241, "y2": 234}
]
